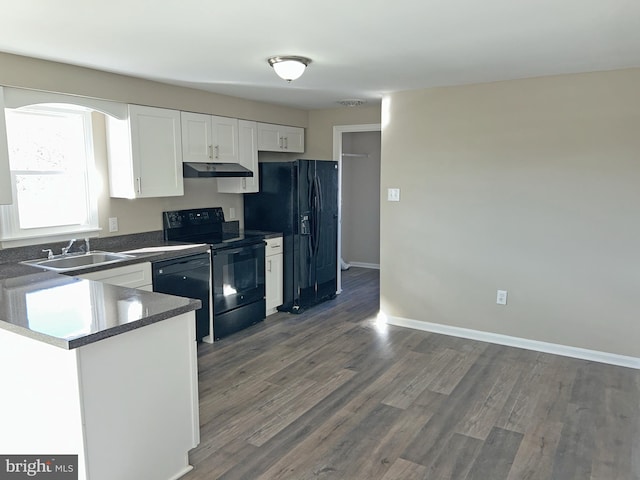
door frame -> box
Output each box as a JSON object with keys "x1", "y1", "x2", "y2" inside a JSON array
[{"x1": 332, "y1": 123, "x2": 382, "y2": 294}]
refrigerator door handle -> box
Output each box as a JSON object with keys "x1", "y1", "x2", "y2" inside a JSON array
[
  {"x1": 313, "y1": 176, "x2": 322, "y2": 255},
  {"x1": 310, "y1": 176, "x2": 321, "y2": 256}
]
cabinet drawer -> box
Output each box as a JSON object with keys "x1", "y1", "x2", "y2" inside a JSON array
[
  {"x1": 265, "y1": 237, "x2": 283, "y2": 255},
  {"x1": 78, "y1": 262, "x2": 152, "y2": 289}
]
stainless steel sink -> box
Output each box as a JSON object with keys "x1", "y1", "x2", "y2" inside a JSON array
[{"x1": 22, "y1": 251, "x2": 134, "y2": 272}]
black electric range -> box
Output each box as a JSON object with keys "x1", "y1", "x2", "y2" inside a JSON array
[
  {"x1": 163, "y1": 207, "x2": 264, "y2": 249},
  {"x1": 162, "y1": 208, "x2": 266, "y2": 340}
]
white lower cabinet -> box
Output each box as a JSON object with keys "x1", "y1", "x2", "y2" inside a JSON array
[
  {"x1": 77, "y1": 262, "x2": 152, "y2": 291},
  {"x1": 265, "y1": 237, "x2": 283, "y2": 315}
]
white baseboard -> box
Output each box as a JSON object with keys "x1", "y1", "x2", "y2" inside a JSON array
[
  {"x1": 385, "y1": 315, "x2": 640, "y2": 370},
  {"x1": 346, "y1": 262, "x2": 380, "y2": 270}
]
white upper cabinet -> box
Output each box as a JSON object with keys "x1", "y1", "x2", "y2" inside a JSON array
[
  {"x1": 257, "y1": 123, "x2": 304, "y2": 153},
  {"x1": 107, "y1": 105, "x2": 184, "y2": 198},
  {"x1": 181, "y1": 112, "x2": 239, "y2": 164},
  {"x1": 217, "y1": 120, "x2": 259, "y2": 194},
  {"x1": 0, "y1": 87, "x2": 12, "y2": 205},
  {"x1": 212, "y1": 116, "x2": 239, "y2": 163},
  {"x1": 180, "y1": 112, "x2": 211, "y2": 162}
]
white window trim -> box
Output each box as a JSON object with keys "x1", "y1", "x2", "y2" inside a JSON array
[
  {"x1": 0, "y1": 105, "x2": 101, "y2": 248},
  {"x1": 3, "y1": 87, "x2": 127, "y2": 119}
]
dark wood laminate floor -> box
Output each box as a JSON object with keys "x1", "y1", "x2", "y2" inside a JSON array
[{"x1": 182, "y1": 267, "x2": 640, "y2": 480}]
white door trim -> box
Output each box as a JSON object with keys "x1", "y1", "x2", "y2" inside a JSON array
[{"x1": 332, "y1": 123, "x2": 382, "y2": 294}]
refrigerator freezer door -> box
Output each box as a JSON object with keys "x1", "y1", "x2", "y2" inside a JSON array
[{"x1": 313, "y1": 161, "x2": 338, "y2": 302}]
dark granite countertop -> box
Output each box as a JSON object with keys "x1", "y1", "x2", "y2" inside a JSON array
[
  {"x1": 0, "y1": 271, "x2": 201, "y2": 349},
  {"x1": 0, "y1": 230, "x2": 282, "y2": 349},
  {"x1": 0, "y1": 240, "x2": 210, "y2": 280},
  {"x1": 245, "y1": 230, "x2": 283, "y2": 240},
  {"x1": 0, "y1": 232, "x2": 211, "y2": 349}
]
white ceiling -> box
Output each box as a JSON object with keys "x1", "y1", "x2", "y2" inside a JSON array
[{"x1": 2, "y1": 0, "x2": 640, "y2": 110}]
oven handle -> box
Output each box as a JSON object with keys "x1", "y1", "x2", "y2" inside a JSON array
[{"x1": 212, "y1": 242, "x2": 266, "y2": 256}]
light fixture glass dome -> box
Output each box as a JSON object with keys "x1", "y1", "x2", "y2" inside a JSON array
[{"x1": 268, "y1": 56, "x2": 311, "y2": 82}]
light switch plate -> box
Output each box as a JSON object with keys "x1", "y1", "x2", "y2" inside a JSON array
[
  {"x1": 496, "y1": 290, "x2": 508, "y2": 305},
  {"x1": 387, "y1": 188, "x2": 400, "y2": 202},
  {"x1": 108, "y1": 217, "x2": 118, "y2": 233}
]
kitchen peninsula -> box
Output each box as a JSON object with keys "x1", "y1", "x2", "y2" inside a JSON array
[{"x1": 0, "y1": 270, "x2": 201, "y2": 480}]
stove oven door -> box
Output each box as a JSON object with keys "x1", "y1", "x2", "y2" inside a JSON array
[{"x1": 212, "y1": 241, "x2": 265, "y2": 318}]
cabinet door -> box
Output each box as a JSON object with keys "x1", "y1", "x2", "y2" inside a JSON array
[
  {"x1": 181, "y1": 112, "x2": 212, "y2": 163},
  {"x1": 217, "y1": 120, "x2": 258, "y2": 193},
  {"x1": 265, "y1": 237, "x2": 283, "y2": 315},
  {"x1": 129, "y1": 105, "x2": 184, "y2": 198},
  {"x1": 257, "y1": 123, "x2": 305, "y2": 153},
  {"x1": 282, "y1": 126, "x2": 304, "y2": 153},
  {"x1": 266, "y1": 253, "x2": 283, "y2": 314},
  {"x1": 257, "y1": 123, "x2": 283, "y2": 151},
  {"x1": 0, "y1": 87, "x2": 12, "y2": 205},
  {"x1": 211, "y1": 116, "x2": 239, "y2": 163}
]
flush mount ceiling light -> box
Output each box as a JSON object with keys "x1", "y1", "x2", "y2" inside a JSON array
[{"x1": 267, "y1": 56, "x2": 312, "y2": 82}]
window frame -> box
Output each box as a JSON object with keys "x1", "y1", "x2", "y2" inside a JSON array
[{"x1": 0, "y1": 104, "x2": 101, "y2": 248}]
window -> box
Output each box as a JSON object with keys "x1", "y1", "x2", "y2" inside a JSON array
[{"x1": 0, "y1": 104, "x2": 99, "y2": 246}]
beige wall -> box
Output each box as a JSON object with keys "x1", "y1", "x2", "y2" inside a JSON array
[
  {"x1": 0, "y1": 52, "x2": 308, "y2": 239},
  {"x1": 304, "y1": 105, "x2": 381, "y2": 159},
  {"x1": 380, "y1": 68, "x2": 640, "y2": 357}
]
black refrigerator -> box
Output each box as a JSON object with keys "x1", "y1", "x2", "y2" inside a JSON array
[{"x1": 244, "y1": 160, "x2": 338, "y2": 313}]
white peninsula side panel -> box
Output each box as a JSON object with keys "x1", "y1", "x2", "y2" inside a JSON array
[
  {"x1": 0, "y1": 312, "x2": 199, "y2": 480},
  {"x1": 0, "y1": 327, "x2": 88, "y2": 470}
]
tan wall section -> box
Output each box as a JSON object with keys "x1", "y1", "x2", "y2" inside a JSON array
[
  {"x1": 380, "y1": 68, "x2": 640, "y2": 357},
  {"x1": 304, "y1": 105, "x2": 381, "y2": 159}
]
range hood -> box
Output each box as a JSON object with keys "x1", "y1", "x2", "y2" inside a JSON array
[{"x1": 183, "y1": 162, "x2": 253, "y2": 178}]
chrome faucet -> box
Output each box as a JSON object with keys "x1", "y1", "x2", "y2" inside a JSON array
[
  {"x1": 84, "y1": 238, "x2": 90, "y2": 254},
  {"x1": 61, "y1": 238, "x2": 76, "y2": 256},
  {"x1": 42, "y1": 249, "x2": 54, "y2": 260}
]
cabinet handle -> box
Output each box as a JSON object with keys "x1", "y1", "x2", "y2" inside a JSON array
[
  {"x1": 267, "y1": 259, "x2": 272, "y2": 272},
  {"x1": 284, "y1": 137, "x2": 288, "y2": 149},
  {"x1": 214, "y1": 145, "x2": 220, "y2": 159},
  {"x1": 136, "y1": 177, "x2": 141, "y2": 194},
  {"x1": 208, "y1": 145, "x2": 213, "y2": 159},
  {"x1": 279, "y1": 136, "x2": 283, "y2": 149},
  {"x1": 242, "y1": 178, "x2": 246, "y2": 190}
]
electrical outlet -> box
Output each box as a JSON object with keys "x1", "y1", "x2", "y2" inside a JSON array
[
  {"x1": 496, "y1": 290, "x2": 508, "y2": 305},
  {"x1": 229, "y1": 207, "x2": 236, "y2": 219},
  {"x1": 387, "y1": 188, "x2": 400, "y2": 202},
  {"x1": 108, "y1": 217, "x2": 119, "y2": 233}
]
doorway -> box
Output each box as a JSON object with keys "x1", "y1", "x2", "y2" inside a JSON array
[{"x1": 333, "y1": 123, "x2": 382, "y2": 293}]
